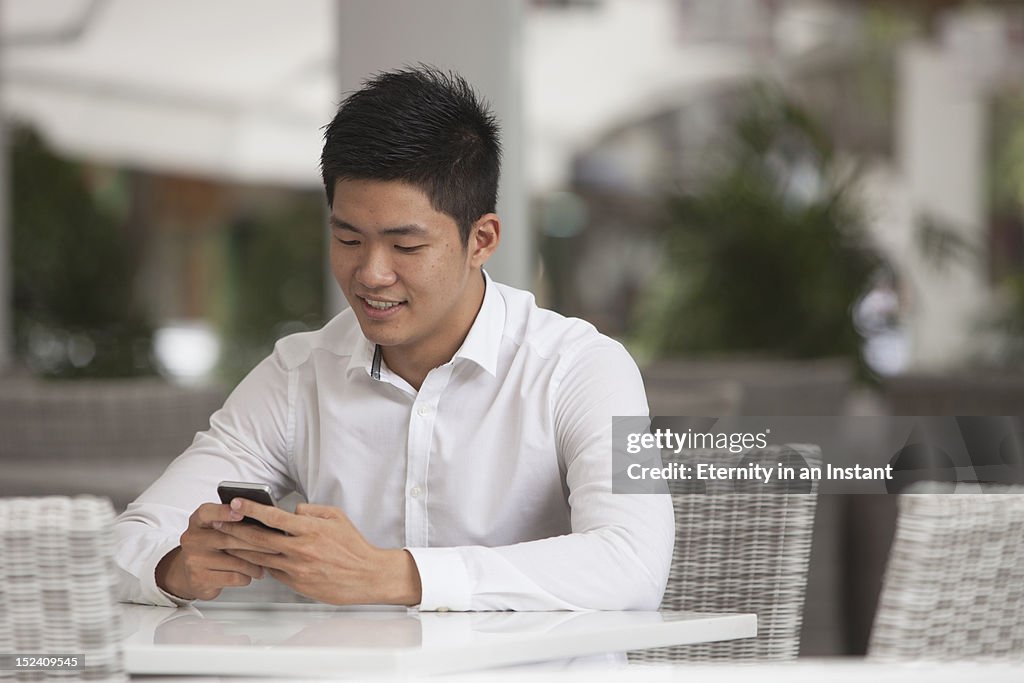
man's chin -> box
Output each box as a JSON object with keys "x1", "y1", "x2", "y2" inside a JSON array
[{"x1": 354, "y1": 323, "x2": 402, "y2": 348}]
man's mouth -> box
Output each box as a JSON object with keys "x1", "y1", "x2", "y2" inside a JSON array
[
  {"x1": 359, "y1": 296, "x2": 406, "y2": 318},
  {"x1": 363, "y1": 298, "x2": 402, "y2": 310}
]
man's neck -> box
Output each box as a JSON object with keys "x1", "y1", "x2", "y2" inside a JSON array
[
  {"x1": 382, "y1": 272, "x2": 486, "y2": 391},
  {"x1": 382, "y1": 349, "x2": 443, "y2": 392}
]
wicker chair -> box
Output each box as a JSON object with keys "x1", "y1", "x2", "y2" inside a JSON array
[
  {"x1": 869, "y1": 482, "x2": 1024, "y2": 660},
  {"x1": 0, "y1": 377, "x2": 226, "y2": 510},
  {"x1": 0, "y1": 496, "x2": 126, "y2": 680},
  {"x1": 630, "y1": 444, "x2": 821, "y2": 662}
]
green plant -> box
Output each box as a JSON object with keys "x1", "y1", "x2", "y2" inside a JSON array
[
  {"x1": 10, "y1": 127, "x2": 154, "y2": 378},
  {"x1": 214, "y1": 199, "x2": 326, "y2": 383},
  {"x1": 987, "y1": 92, "x2": 1024, "y2": 366},
  {"x1": 634, "y1": 87, "x2": 877, "y2": 363}
]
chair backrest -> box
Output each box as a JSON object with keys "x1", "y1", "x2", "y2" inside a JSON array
[
  {"x1": 0, "y1": 378, "x2": 227, "y2": 510},
  {"x1": 640, "y1": 358, "x2": 852, "y2": 416},
  {"x1": 642, "y1": 377, "x2": 744, "y2": 417},
  {"x1": 869, "y1": 482, "x2": 1024, "y2": 660},
  {"x1": 630, "y1": 444, "x2": 821, "y2": 662},
  {"x1": 0, "y1": 496, "x2": 126, "y2": 680}
]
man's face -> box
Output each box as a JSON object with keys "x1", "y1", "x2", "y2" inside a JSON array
[{"x1": 329, "y1": 178, "x2": 497, "y2": 369}]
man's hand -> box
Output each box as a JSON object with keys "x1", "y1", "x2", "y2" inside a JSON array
[
  {"x1": 217, "y1": 499, "x2": 423, "y2": 606},
  {"x1": 155, "y1": 503, "x2": 274, "y2": 601}
]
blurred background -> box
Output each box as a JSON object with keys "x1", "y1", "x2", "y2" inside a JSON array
[{"x1": 2, "y1": 0, "x2": 1024, "y2": 658}]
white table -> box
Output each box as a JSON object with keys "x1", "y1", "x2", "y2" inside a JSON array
[
  {"x1": 121, "y1": 602, "x2": 756, "y2": 678},
  {"x1": 453, "y1": 660, "x2": 1024, "y2": 683}
]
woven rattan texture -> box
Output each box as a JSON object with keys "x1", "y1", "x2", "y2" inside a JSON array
[
  {"x1": 629, "y1": 444, "x2": 821, "y2": 662},
  {"x1": 0, "y1": 379, "x2": 224, "y2": 465},
  {"x1": 869, "y1": 483, "x2": 1024, "y2": 661},
  {"x1": 0, "y1": 379, "x2": 227, "y2": 509},
  {"x1": 0, "y1": 497, "x2": 125, "y2": 681}
]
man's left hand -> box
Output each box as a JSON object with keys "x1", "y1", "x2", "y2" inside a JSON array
[{"x1": 217, "y1": 499, "x2": 422, "y2": 606}]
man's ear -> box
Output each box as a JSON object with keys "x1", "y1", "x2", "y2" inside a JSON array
[{"x1": 468, "y1": 214, "x2": 500, "y2": 267}]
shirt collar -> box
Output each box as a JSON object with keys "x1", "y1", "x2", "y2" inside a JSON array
[
  {"x1": 452, "y1": 269, "x2": 504, "y2": 377},
  {"x1": 345, "y1": 269, "x2": 505, "y2": 380},
  {"x1": 346, "y1": 332, "x2": 378, "y2": 378}
]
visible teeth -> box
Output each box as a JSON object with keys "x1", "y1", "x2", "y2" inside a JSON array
[{"x1": 365, "y1": 299, "x2": 400, "y2": 310}]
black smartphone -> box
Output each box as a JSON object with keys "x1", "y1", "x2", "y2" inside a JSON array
[{"x1": 217, "y1": 481, "x2": 281, "y2": 532}]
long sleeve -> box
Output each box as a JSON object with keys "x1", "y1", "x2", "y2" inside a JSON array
[
  {"x1": 113, "y1": 349, "x2": 297, "y2": 605},
  {"x1": 113, "y1": 289, "x2": 674, "y2": 612},
  {"x1": 408, "y1": 338, "x2": 675, "y2": 611}
]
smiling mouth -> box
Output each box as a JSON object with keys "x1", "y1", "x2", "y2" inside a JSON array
[
  {"x1": 363, "y1": 298, "x2": 403, "y2": 310},
  {"x1": 358, "y1": 296, "x2": 407, "y2": 317}
]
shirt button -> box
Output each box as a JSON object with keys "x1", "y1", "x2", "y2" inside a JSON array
[
  {"x1": 410, "y1": 486, "x2": 422, "y2": 499},
  {"x1": 417, "y1": 404, "x2": 433, "y2": 417}
]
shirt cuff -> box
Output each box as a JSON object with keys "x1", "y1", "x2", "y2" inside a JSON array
[
  {"x1": 404, "y1": 547, "x2": 472, "y2": 612},
  {"x1": 145, "y1": 539, "x2": 194, "y2": 607}
]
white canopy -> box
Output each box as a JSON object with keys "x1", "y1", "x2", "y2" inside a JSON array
[{"x1": 1, "y1": 0, "x2": 336, "y2": 187}]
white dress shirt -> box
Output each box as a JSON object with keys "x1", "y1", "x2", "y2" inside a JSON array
[{"x1": 114, "y1": 273, "x2": 674, "y2": 611}]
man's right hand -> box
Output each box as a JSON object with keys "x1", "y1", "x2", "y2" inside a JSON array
[{"x1": 155, "y1": 503, "x2": 275, "y2": 601}]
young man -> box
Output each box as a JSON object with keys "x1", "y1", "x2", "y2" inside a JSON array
[{"x1": 114, "y1": 67, "x2": 674, "y2": 611}]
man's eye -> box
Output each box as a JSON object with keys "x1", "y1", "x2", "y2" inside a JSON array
[
  {"x1": 335, "y1": 238, "x2": 360, "y2": 246},
  {"x1": 395, "y1": 245, "x2": 426, "y2": 253}
]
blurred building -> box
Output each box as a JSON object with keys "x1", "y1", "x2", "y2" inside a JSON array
[
  {"x1": 528, "y1": 0, "x2": 1024, "y2": 377},
  {"x1": 3, "y1": 0, "x2": 1024, "y2": 379},
  {"x1": 2, "y1": 0, "x2": 1024, "y2": 661}
]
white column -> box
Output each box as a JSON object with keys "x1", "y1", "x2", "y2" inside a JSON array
[
  {"x1": 897, "y1": 41, "x2": 990, "y2": 370},
  {"x1": 0, "y1": 43, "x2": 11, "y2": 372},
  {"x1": 326, "y1": 0, "x2": 528, "y2": 315}
]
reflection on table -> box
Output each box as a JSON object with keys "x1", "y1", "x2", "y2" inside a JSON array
[{"x1": 121, "y1": 602, "x2": 756, "y2": 677}]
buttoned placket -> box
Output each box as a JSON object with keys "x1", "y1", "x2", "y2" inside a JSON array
[{"x1": 403, "y1": 362, "x2": 455, "y2": 547}]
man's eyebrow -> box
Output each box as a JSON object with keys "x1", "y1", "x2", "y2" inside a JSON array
[
  {"x1": 329, "y1": 217, "x2": 429, "y2": 237},
  {"x1": 380, "y1": 224, "x2": 429, "y2": 237},
  {"x1": 329, "y1": 217, "x2": 361, "y2": 232}
]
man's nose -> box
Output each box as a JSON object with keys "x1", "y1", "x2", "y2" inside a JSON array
[{"x1": 355, "y1": 246, "x2": 397, "y2": 289}]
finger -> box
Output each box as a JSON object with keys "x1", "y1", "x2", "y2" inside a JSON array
[
  {"x1": 295, "y1": 503, "x2": 342, "y2": 519},
  {"x1": 215, "y1": 518, "x2": 292, "y2": 553},
  {"x1": 228, "y1": 549, "x2": 292, "y2": 573},
  {"x1": 230, "y1": 498, "x2": 305, "y2": 535},
  {"x1": 183, "y1": 525, "x2": 274, "y2": 556},
  {"x1": 191, "y1": 549, "x2": 266, "y2": 580},
  {"x1": 210, "y1": 529, "x2": 282, "y2": 555},
  {"x1": 205, "y1": 568, "x2": 256, "y2": 588},
  {"x1": 192, "y1": 502, "x2": 244, "y2": 528},
  {"x1": 215, "y1": 558, "x2": 265, "y2": 581}
]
